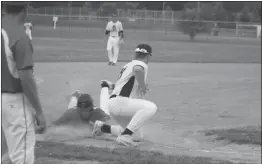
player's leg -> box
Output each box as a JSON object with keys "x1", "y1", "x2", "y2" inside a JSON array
[
  {"x1": 28, "y1": 30, "x2": 32, "y2": 40},
  {"x1": 92, "y1": 120, "x2": 123, "y2": 138},
  {"x1": 100, "y1": 81, "x2": 111, "y2": 115},
  {"x1": 25, "y1": 29, "x2": 31, "y2": 40},
  {"x1": 2, "y1": 93, "x2": 35, "y2": 164},
  {"x1": 112, "y1": 38, "x2": 120, "y2": 65},
  {"x1": 93, "y1": 80, "x2": 124, "y2": 137},
  {"x1": 109, "y1": 97, "x2": 157, "y2": 146},
  {"x1": 106, "y1": 37, "x2": 113, "y2": 65}
]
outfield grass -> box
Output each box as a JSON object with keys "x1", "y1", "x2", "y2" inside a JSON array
[
  {"x1": 204, "y1": 126, "x2": 261, "y2": 145},
  {"x1": 31, "y1": 28, "x2": 261, "y2": 64},
  {"x1": 35, "y1": 141, "x2": 246, "y2": 164}
]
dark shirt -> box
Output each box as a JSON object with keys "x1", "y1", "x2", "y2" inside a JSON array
[{"x1": 1, "y1": 23, "x2": 34, "y2": 93}]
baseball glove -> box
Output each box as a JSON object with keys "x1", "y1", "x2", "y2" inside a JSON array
[{"x1": 119, "y1": 38, "x2": 124, "y2": 45}]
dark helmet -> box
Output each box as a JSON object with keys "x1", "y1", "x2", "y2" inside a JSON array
[
  {"x1": 135, "y1": 44, "x2": 152, "y2": 56},
  {"x1": 77, "y1": 94, "x2": 94, "y2": 109}
]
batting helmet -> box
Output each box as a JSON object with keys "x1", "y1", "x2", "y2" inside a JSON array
[{"x1": 77, "y1": 94, "x2": 94, "y2": 109}]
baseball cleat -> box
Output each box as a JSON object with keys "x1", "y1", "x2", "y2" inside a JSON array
[
  {"x1": 116, "y1": 135, "x2": 138, "y2": 147},
  {"x1": 101, "y1": 80, "x2": 115, "y2": 90},
  {"x1": 92, "y1": 120, "x2": 104, "y2": 138},
  {"x1": 108, "y1": 62, "x2": 112, "y2": 65},
  {"x1": 71, "y1": 90, "x2": 81, "y2": 98},
  {"x1": 67, "y1": 90, "x2": 81, "y2": 109},
  {"x1": 112, "y1": 63, "x2": 116, "y2": 66},
  {"x1": 131, "y1": 135, "x2": 144, "y2": 142}
]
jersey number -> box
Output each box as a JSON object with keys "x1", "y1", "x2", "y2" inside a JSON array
[
  {"x1": 118, "y1": 67, "x2": 126, "y2": 80},
  {"x1": 112, "y1": 25, "x2": 117, "y2": 32}
]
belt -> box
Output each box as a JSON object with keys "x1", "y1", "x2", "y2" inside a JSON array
[
  {"x1": 110, "y1": 36, "x2": 118, "y2": 38},
  {"x1": 110, "y1": 94, "x2": 117, "y2": 99}
]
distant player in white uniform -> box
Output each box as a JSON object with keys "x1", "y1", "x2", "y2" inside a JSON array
[
  {"x1": 105, "y1": 13, "x2": 124, "y2": 66},
  {"x1": 24, "y1": 22, "x2": 33, "y2": 40},
  {"x1": 92, "y1": 44, "x2": 157, "y2": 147}
]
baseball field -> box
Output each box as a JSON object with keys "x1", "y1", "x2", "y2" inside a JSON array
[{"x1": 2, "y1": 26, "x2": 261, "y2": 164}]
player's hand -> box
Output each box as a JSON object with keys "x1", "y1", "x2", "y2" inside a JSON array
[
  {"x1": 137, "y1": 84, "x2": 149, "y2": 97},
  {"x1": 119, "y1": 38, "x2": 124, "y2": 45},
  {"x1": 35, "y1": 112, "x2": 46, "y2": 134}
]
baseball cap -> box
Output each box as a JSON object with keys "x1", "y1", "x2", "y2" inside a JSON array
[{"x1": 135, "y1": 44, "x2": 152, "y2": 56}]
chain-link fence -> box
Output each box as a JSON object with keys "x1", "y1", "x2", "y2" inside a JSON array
[
  {"x1": 27, "y1": 7, "x2": 261, "y2": 39},
  {"x1": 27, "y1": 7, "x2": 182, "y2": 24}
]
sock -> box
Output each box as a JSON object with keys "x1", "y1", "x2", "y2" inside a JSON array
[
  {"x1": 121, "y1": 128, "x2": 133, "y2": 135},
  {"x1": 100, "y1": 87, "x2": 110, "y2": 115},
  {"x1": 110, "y1": 125, "x2": 124, "y2": 136},
  {"x1": 101, "y1": 124, "x2": 111, "y2": 133}
]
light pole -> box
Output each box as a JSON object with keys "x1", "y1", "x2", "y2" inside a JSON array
[
  {"x1": 162, "y1": 2, "x2": 166, "y2": 23},
  {"x1": 197, "y1": 1, "x2": 200, "y2": 20}
]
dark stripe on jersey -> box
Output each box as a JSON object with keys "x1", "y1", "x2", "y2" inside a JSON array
[{"x1": 119, "y1": 76, "x2": 135, "y2": 97}]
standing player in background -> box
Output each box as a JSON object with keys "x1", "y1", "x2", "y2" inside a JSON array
[
  {"x1": 2, "y1": 2, "x2": 46, "y2": 164},
  {"x1": 105, "y1": 13, "x2": 124, "y2": 66},
  {"x1": 24, "y1": 21, "x2": 33, "y2": 40},
  {"x1": 92, "y1": 44, "x2": 158, "y2": 147}
]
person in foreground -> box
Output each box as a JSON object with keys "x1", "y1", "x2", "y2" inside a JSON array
[
  {"x1": 1, "y1": 2, "x2": 46, "y2": 164},
  {"x1": 92, "y1": 44, "x2": 158, "y2": 147}
]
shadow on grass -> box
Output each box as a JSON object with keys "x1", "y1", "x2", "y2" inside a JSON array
[
  {"x1": 204, "y1": 125, "x2": 261, "y2": 145},
  {"x1": 35, "y1": 141, "x2": 246, "y2": 164}
]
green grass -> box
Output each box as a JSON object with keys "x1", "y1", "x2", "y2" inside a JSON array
[
  {"x1": 204, "y1": 126, "x2": 261, "y2": 145},
  {"x1": 35, "y1": 141, "x2": 244, "y2": 164}
]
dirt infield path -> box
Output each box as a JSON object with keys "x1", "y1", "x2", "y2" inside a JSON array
[{"x1": 37, "y1": 123, "x2": 261, "y2": 164}]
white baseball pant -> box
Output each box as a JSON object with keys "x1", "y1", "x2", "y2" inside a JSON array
[
  {"x1": 25, "y1": 29, "x2": 32, "y2": 40},
  {"x1": 107, "y1": 36, "x2": 120, "y2": 64},
  {"x1": 100, "y1": 87, "x2": 157, "y2": 138},
  {"x1": 2, "y1": 93, "x2": 35, "y2": 164}
]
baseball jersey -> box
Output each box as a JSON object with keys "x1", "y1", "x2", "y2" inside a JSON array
[
  {"x1": 1, "y1": 23, "x2": 34, "y2": 93},
  {"x1": 106, "y1": 21, "x2": 123, "y2": 37},
  {"x1": 112, "y1": 60, "x2": 148, "y2": 98},
  {"x1": 24, "y1": 22, "x2": 33, "y2": 30}
]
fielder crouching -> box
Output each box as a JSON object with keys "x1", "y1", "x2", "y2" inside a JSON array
[
  {"x1": 93, "y1": 44, "x2": 157, "y2": 147},
  {"x1": 66, "y1": 80, "x2": 146, "y2": 143}
]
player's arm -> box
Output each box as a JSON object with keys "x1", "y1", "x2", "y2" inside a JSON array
[
  {"x1": 14, "y1": 35, "x2": 44, "y2": 116},
  {"x1": 119, "y1": 22, "x2": 124, "y2": 39},
  {"x1": 133, "y1": 65, "x2": 147, "y2": 93},
  {"x1": 105, "y1": 22, "x2": 110, "y2": 36}
]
